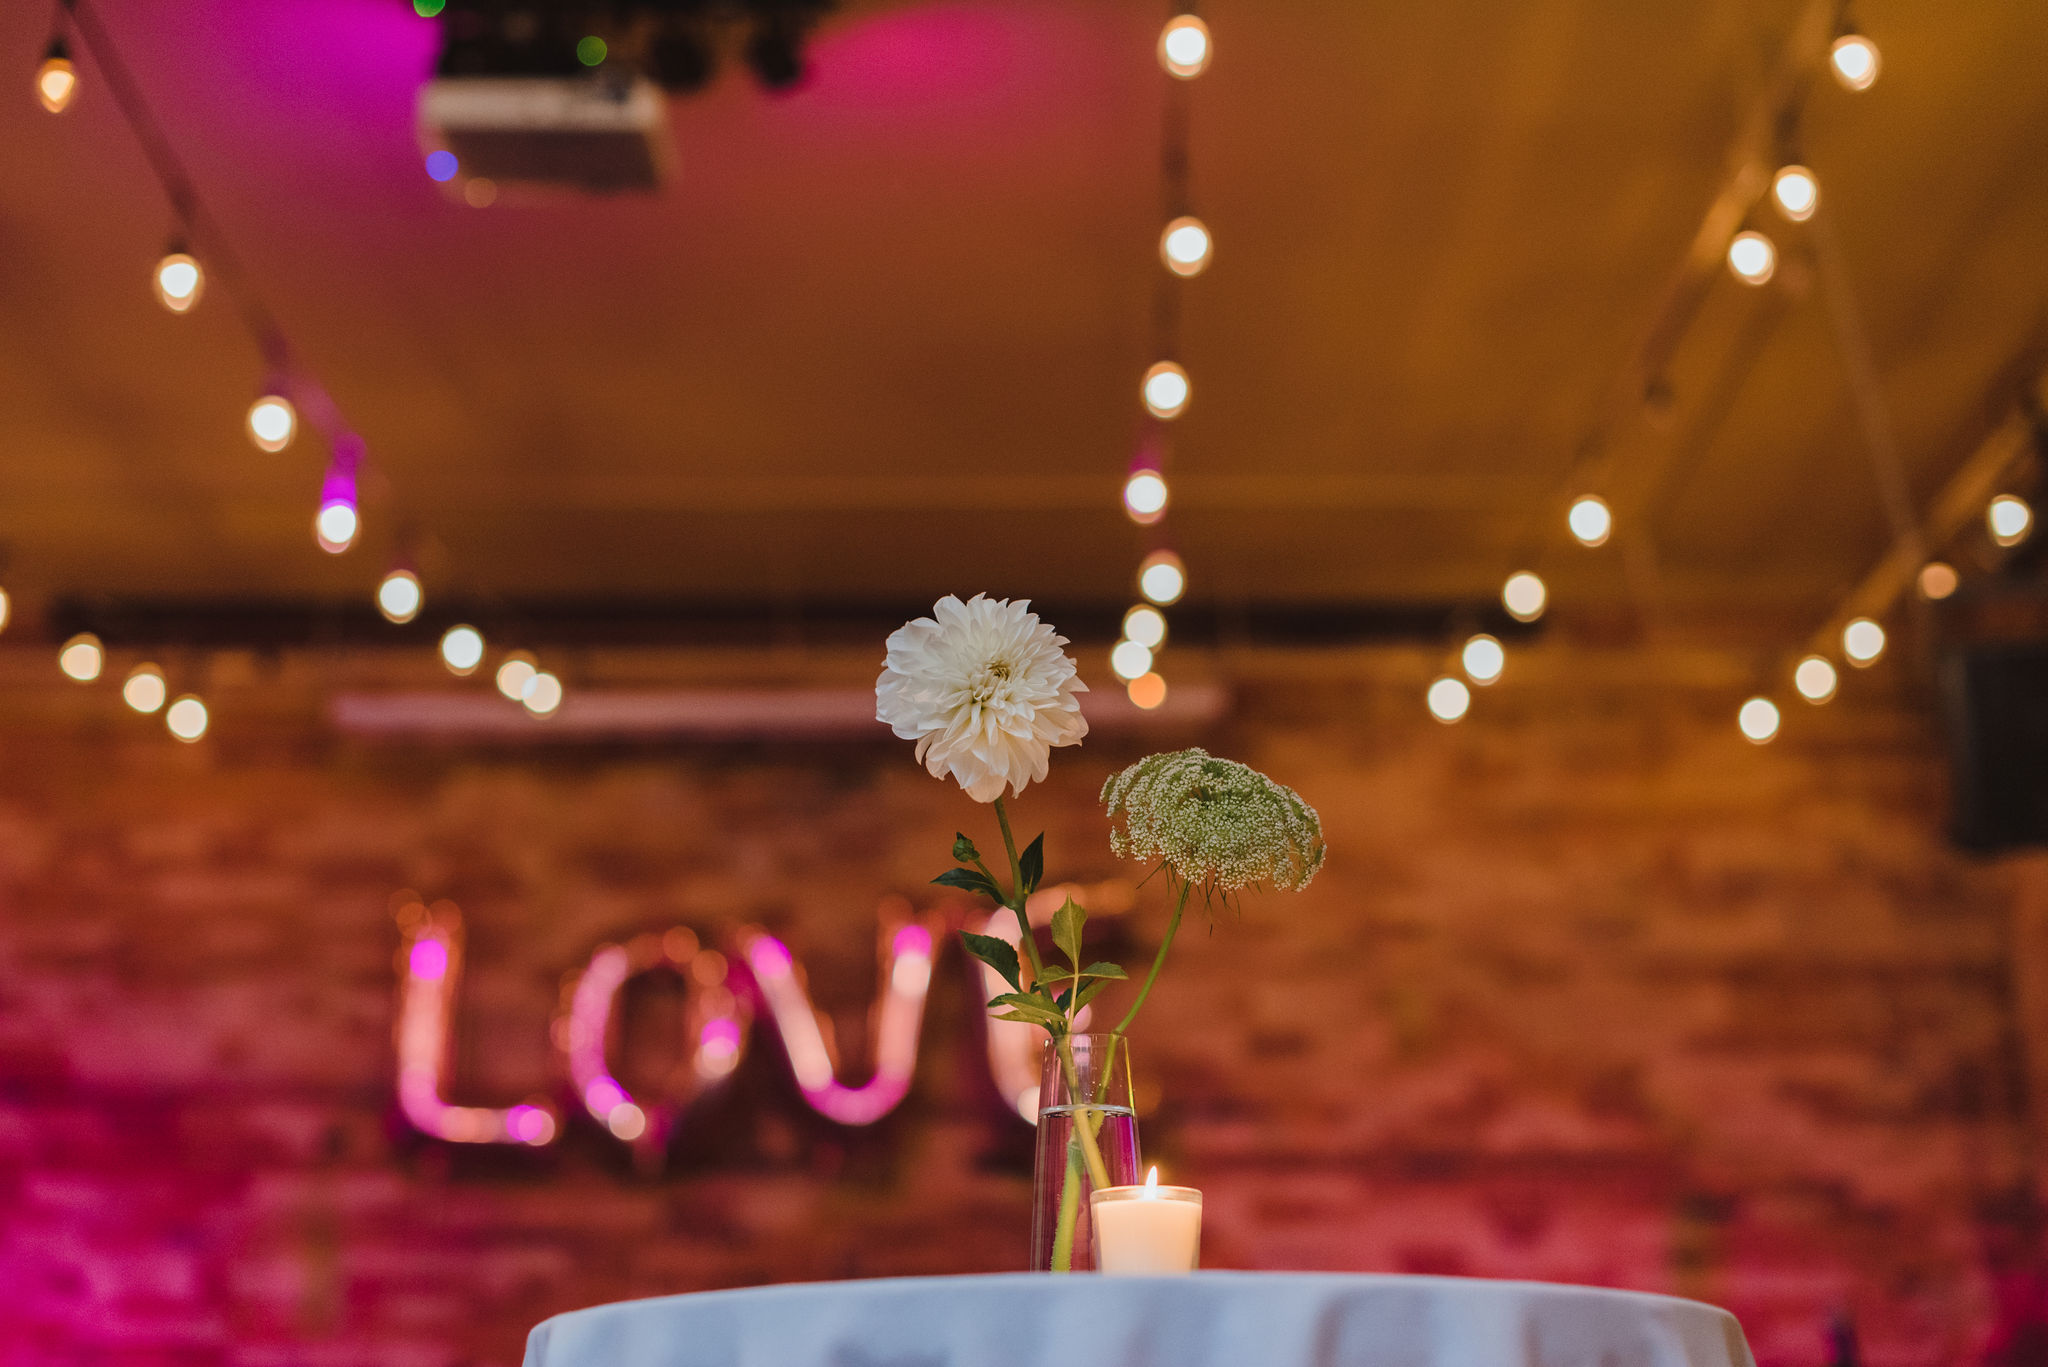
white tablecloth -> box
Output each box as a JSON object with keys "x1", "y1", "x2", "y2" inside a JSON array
[{"x1": 523, "y1": 1272, "x2": 1755, "y2": 1367}]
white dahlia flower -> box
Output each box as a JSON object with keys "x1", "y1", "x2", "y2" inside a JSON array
[{"x1": 877, "y1": 594, "x2": 1088, "y2": 802}]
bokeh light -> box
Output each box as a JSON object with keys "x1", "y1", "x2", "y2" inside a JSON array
[
  {"x1": 165, "y1": 694, "x2": 209, "y2": 741},
  {"x1": 1109, "y1": 639, "x2": 1154, "y2": 682},
  {"x1": 123, "y1": 664, "x2": 167, "y2": 714},
  {"x1": 577, "y1": 36, "x2": 608, "y2": 66},
  {"x1": 1842, "y1": 617, "x2": 1886, "y2": 666},
  {"x1": 1160, "y1": 216, "x2": 1212, "y2": 276},
  {"x1": 1568, "y1": 495, "x2": 1612, "y2": 547},
  {"x1": 1918, "y1": 562, "x2": 1959, "y2": 601},
  {"x1": 497, "y1": 652, "x2": 537, "y2": 701},
  {"x1": 1830, "y1": 33, "x2": 1880, "y2": 91},
  {"x1": 1728, "y1": 231, "x2": 1776, "y2": 285},
  {"x1": 1426, "y1": 676, "x2": 1471, "y2": 723},
  {"x1": 523, "y1": 671, "x2": 564, "y2": 716},
  {"x1": 440, "y1": 625, "x2": 485, "y2": 675},
  {"x1": 1502, "y1": 570, "x2": 1547, "y2": 622},
  {"x1": 1141, "y1": 361, "x2": 1190, "y2": 420},
  {"x1": 425, "y1": 149, "x2": 460, "y2": 182},
  {"x1": 1123, "y1": 469, "x2": 1169, "y2": 524},
  {"x1": 315, "y1": 501, "x2": 358, "y2": 554},
  {"x1": 1158, "y1": 15, "x2": 1211, "y2": 78},
  {"x1": 247, "y1": 395, "x2": 296, "y2": 452},
  {"x1": 1793, "y1": 655, "x2": 1838, "y2": 704},
  {"x1": 1127, "y1": 672, "x2": 1168, "y2": 710},
  {"x1": 1771, "y1": 166, "x2": 1819, "y2": 222},
  {"x1": 1988, "y1": 494, "x2": 2033, "y2": 547},
  {"x1": 1122, "y1": 605, "x2": 1167, "y2": 650},
  {"x1": 377, "y1": 570, "x2": 423, "y2": 624},
  {"x1": 1138, "y1": 550, "x2": 1186, "y2": 605},
  {"x1": 59, "y1": 633, "x2": 103, "y2": 682},
  {"x1": 154, "y1": 253, "x2": 203, "y2": 313},
  {"x1": 1738, "y1": 697, "x2": 1781, "y2": 744},
  {"x1": 1461, "y1": 634, "x2": 1505, "y2": 686},
  {"x1": 36, "y1": 51, "x2": 75, "y2": 114}
]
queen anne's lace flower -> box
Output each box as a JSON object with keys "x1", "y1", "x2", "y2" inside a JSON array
[
  {"x1": 1101, "y1": 747, "x2": 1325, "y2": 892},
  {"x1": 877, "y1": 594, "x2": 1089, "y2": 802}
]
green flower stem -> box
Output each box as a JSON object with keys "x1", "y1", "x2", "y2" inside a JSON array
[
  {"x1": 1049, "y1": 1141, "x2": 1084, "y2": 1271},
  {"x1": 991, "y1": 796, "x2": 1046, "y2": 982},
  {"x1": 1115, "y1": 878, "x2": 1193, "y2": 1036}
]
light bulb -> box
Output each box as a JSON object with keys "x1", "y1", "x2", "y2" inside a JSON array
[
  {"x1": 1158, "y1": 14, "x2": 1210, "y2": 78},
  {"x1": 1502, "y1": 570, "x2": 1547, "y2": 622},
  {"x1": 1142, "y1": 361, "x2": 1190, "y2": 420},
  {"x1": 247, "y1": 395, "x2": 296, "y2": 452},
  {"x1": 1918, "y1": 562, "x2": 1959, "y2": 601},
  {"x1": 1738, "y1": 697, "x2": 1780, "y2": 744},
  {"x1": 1728, "y1": 230, "x2": 1776, "y2": 285},
  {"x1": 1426, "y1": 676, "x2": 1470, "y2": 723},
  {"x1": 165, "y1": 694, "x2": 209, "y2": 741},
  {"x1": 1122, "y1": 605, "x2": 1167, "y2": 649},
  {"x1": 1160, "y1": 216, "x2": 1212, "y2": 277},
  {"x1": 1793, "y1": 655, "x2": 1838, "y2": 704},
  {"x1": 440, "y1": 625, "x2": 484, "y2": 675},
  {"x1": 314, "y1": 501, "x2": 358, "y2": 554},
  {"x1": 1842, "y1": 617, "x2": 1885, "y2": 666},
  {"x1": 377, "y1": 569, "x2": 422, "y2": 623},
  {"x1": 58, "y1": 633, "x2": 103, "y2": 682},
  {"x1": 123, "y1": 664, "x2": 167, "y2": 714},
  {"x1": 1138, "y1": 550, "x2": 1186, "y2": 606},
  {"x1": 1989, "y1": 494, "x2": 2033, "y2": 548},
  {"x1": 1567, "y1": 495, "x2": 1612, "y2": 547},
  {"x1": 523, "y1": 671, "x2": 563, "y2": 716},
  {"x1": 1123, "y1": 469, "x2": 1169, "y2": 523},
  {"x1": 1127, "y1": 672, "x2": 1168, "y2": 710},
  {"x1": 36, "y1": 45, "x2": 75, "y2": 114},
  {"x1": 496, "y1": 652, "x2": 537, "y2": 701},
  {"x1": 153, "y1": 253, "x2": 204, "y2": 313},
  {"x1": 1110, "y1": 639, "x2": 1154, "y2": 681},
  {"x1": 1461, "y1": 634, "x2": 1505, "y2": 686},
  {"x1": 1830, "y1": 33, "x2": 1879, "y2": 91},
  {"x1": 1771, "y1": 166, "x2": 1819, "y2": 222}
]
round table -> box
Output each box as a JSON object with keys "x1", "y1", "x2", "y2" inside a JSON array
[{"x1": 523, "y1": 1271, "x2": 1755, "y2": 1367}]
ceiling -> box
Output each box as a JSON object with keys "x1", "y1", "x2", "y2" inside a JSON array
[{"x1": 0, "y1": 0, "x2": 2044, "y2": 629}]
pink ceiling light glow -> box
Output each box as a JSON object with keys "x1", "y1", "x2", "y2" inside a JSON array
[
  {"x1": 395, "y1": 899, "x2": 558, "y2": 1146},
  {"x1": 742, "y1": 907, "x2": 937, "y2": 1126}
]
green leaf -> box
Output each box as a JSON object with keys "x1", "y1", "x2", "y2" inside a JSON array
[
  {"x1": 1051, "y1": 896, "x2": 1086, "y2": 969},
  {"x1": 1072, "y1": 978, "x2": 1114, "y2": 1014},
  {"x1": 987, "y1": 993, "x2": 1065, "y2": 1028},
  {"x1": 959, "y1": 931, "x2": 1020, "y2": 991},
  {"x1": 932, "y1": 867, "x2": 1002, "y2": 901},
  {"x1": 994, "y1": 1011, "x2": 1062, "y2": 1034},
  {"x1": 1077, "y1": 961, "x2": 1128, "y2": 980},
  {"x1": 952, "y1": 832, "x2": 980, "y2": 863},
  {"x1": 1020, "y1": 834, "x2": 1044, "y2": 895},
  {"x1": 1055, "y1": 986, "x2": 1073, "y2": 1012}
]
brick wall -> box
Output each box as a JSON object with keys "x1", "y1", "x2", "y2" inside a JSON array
[{"x1": 0, "y1": 642, "x2": 2038, "y2": 1366}]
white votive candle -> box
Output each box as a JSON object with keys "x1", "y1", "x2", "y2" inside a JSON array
[{"x1": 1090, "y1": 1167, "x2": 1202, "y2": 1275}]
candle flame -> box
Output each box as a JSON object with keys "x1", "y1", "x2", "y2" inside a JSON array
[{"x1": 1144, "y1": 1165, "x2": 1160, "y2": 1195}]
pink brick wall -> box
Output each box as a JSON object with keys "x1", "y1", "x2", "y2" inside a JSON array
[{"x1": 0, "y1": 650, "x2": 2039, "y2": 1366}]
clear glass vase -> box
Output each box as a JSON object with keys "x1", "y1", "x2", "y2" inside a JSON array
[{"x1": 1031, "y1": 1032, "x2": 1141, "y2": 1272}]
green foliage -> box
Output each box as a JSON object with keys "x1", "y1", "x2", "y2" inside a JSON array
[
  {"x1": 932, "y1": 867, "x2": 1001, "y2": 900},
  {"x1": 952, "y1": 832, "x2": 980, "y2": 863},
  {"x1": 1019, "y1": 834, "x2": 1044, "y2": 895},
  {"x1": 959, "y1": 930, "x2": 1020, "y2": 991}
]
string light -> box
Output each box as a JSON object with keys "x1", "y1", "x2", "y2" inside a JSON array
[
  {"x1": 1988, "y1": 494, "x2": 2033, "y2": 547},
  {"x1": 1918, "y1": 562, "x2": 1959, "y2": 601},
  {"x1": 1461, "y1": 634, "x2": 1504, "y2": 686},
  {"x1": 1737, "y1": 697, "x2": 1781, "y2": 744},
  {"x1": 58, "y1": 633, "x2": 103, "y2": 682},
  {"x1": 246, "y1": 395, "x2": 296, "y2": 453},
  {"x1": 1141, "y1": 361, "x2": 1191, "y2": 420},
  {"x1": 122, "y1": 664, "x2": 167, "y2": 714},
  {"x1": 314, "y1": 501, "x2": 358, "y2": 555},
  {"x1": 1159, "y1": 217, "x2": 1212, "y2": 277},
  {"x1": 35, "y1": 41, "x2": 76, "y2": 114},
  {"x1": 1110, "y1": 640, "x2": 1154, "y2": 682},
  {"x1": 1830, "y1": 32, "x2": 1880, "y2": 91},
  {"x1": 1426, "y1": 676, "x2": 1470, "y2": 723},
  {"x1": 1567, "y1": 495, "x2": 1612, "y2": 547},
  {"x1": 1157, "y1": 14, "x2": 1211, "y2": 79},
  {"x1": 440, "y1": 625, "x2": 485, "y2": 676},
  {"x1": 1123, "y1": 469, "x2": 1169, "y2": 524},
  {"x1": 377, "y1": 569, "x2": 423, "y2": 624},
  {"x1": 523, "y1": 671, "x2": 564, "y2": 717},
  {"x1": 1122, "y1": 605, "x2": 1167, "y2": 650},
  {"x1": 1793, "y1": 655, "x2": 1838, "y2": 703},
  {"x1": 1502, "y1": 571, "x2": 1547, "y2": 622},
  {"x1": 1138, "y1": 550, "x2": 1186, "y2": 605},
  {"x1": 1127, "y1": 672, "x2": 1168, "y2": 710},
  {"x1": 153, "y1": 251, "x2": 203, "y2": 313},
  {"x1": 1771, "y1": 166, "x2": 1819, "y2": 222},
  {"x1": 164, "y1": 694, "x2": 208, "y2": 741},
  {"x1": 1842, "y1": 617, "x2": 1886, "y2": 666},
  {"x1": 1727, "y1": 231, "x2": 1776, "y2": 285},
  {"x1": 496, "y1": 652, "x2": 537, "y2": 701}
]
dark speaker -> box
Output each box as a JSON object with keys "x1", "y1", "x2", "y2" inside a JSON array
[{"x1": 1942, "y1": 642, "x2": 2048, "y2": 851}]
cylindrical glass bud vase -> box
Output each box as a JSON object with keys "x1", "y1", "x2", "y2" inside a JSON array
[{"x1": 1031, "y1": 1032, "x2": 1141, "y2": 1272}]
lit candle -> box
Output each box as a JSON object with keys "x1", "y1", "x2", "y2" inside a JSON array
[{"x1": 1089, "y1": 1166, "x2": 1202, "y2": 1275}]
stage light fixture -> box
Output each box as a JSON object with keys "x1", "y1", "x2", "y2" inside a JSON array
[
  {"x1": 165, "y1": 694, "x2": 208, "y2": 741},
  {"x1": 1461, "y1": 634, "x2": 1505, "y2": 686},
  {"x1": 1160, "y1": 217, "x2": 1212, "y2": 276},
  {"x1": 1122, "y1": 605, "x2": 1167, "y2": 650},
  {"x1": 1142, "y1": 361, "x2": 1190, "y2": 420},
  {"x1": 497, "y1": 652, "x2": 537, "y2": 701},
  {"x1": 1110, "y1": 639, "x2": 1154, "y2": 682},
  {"x1": 1567, "y1": 495, "x2": 1612, "y2": 547},
  {"x1": 1917, "y1": 562, "x2": 1958, "y2": 601},
  {"x1": 1426, "y1": 676, "x2": 1470, "y2": 723},
  {"x1": 440, "y1": 625, "x2": 485, "y2": 676},
  {"x1": 1793, "y1": 655, "x2": 1837, "y2": 704},
  {"x1": 1771, "y1": 166, "x2": 1818, "y2": 222},
  {"x1": 36, "y1": 41, "x2": 75, "y2": 114},
  {"x1": 1502, "y1": 571, "x2": 1547, "y2": 622},
  {"x1": 1738, "y1": 697, "x2": 1780, "y2": 744},
  {"x1": 1842, "y1": 617, "x2": 1885, "y2": 666},
  {"x1": 1989, "y1": 494, "x2": 2033, "y2": 547},
  {"x1": 523, "y1": 671, "x2": 563, "y2": 716},
  {"x1": 247, "y1": 394, "x2": 296, "y2": 453},
  {"x1": 1158, "y1": 15, "x2": 1210, "y2": 78},
  {"x1": 1830, "y1": 33, "x2": 1879, "y2": 91},
  {"x1": 123, "y1": 664, "x2": 167, "y2": 714},
  {"x1": 1728, "y1": 231, "x2": 1776, "y2": 285},
  {"x1": 377, "y1": 569, "x2": 423, "y2": 624},
  {"x1": 1123, "y1": 469, "x2": 1169, "y2": 524},
  {"x1": 1127, "y1": 671, "x2": 1168, "y2": 710},
  {"x1": 1138, "y1": 550, "x2": 1186, "y2": 606},
  {"x1": 154, "y1": 251, "x2": 203, "y2": 313},
  {"x1": 59, "y1": 633, "x2": 103, "y2": 682}
]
